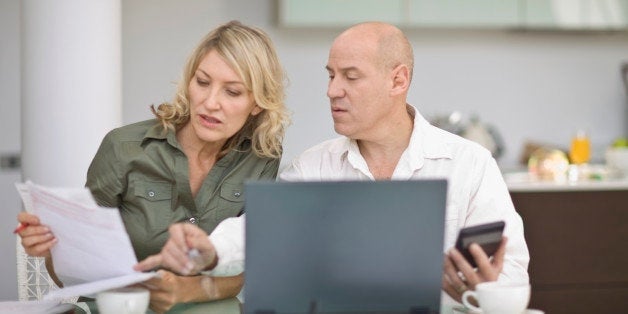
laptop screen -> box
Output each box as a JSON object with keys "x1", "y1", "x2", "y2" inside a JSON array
[{"x1": 244, "y1": 180, "x2": 447, "y2": 314}]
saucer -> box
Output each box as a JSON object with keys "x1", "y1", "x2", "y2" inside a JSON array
[{"x1": 452, "y1": 306, "x2": 544, "y2": 314}]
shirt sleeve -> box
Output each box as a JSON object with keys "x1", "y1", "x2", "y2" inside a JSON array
[
  {"x1": 206, "y1": 215, "x2": 245, "y2": 276},
  {"x1": 85, "y1": 130, "x2": 125, "y2": 208},
  {"x1": 467, "y1": 157, "x2": 530, "y2": 284}
]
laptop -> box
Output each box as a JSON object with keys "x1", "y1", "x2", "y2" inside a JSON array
[{"x1": 243, "y1": 180, "x2": 447, "y2": 314}]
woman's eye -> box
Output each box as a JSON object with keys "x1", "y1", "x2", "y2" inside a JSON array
[
  {"x1": 196, "y1": 78, "x2": 209, "y2": 86},
  {"x1": 226, "y1": 89, "x2": 241, "y2": 96}
]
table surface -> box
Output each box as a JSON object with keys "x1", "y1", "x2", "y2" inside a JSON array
[{"x1": 76, "y1": 297, "x2": 241, "y2": 314}]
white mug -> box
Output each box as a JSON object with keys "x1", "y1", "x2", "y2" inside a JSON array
[
  {"x1": 462, "y1": 282, "x2": 530, "y2": 314},
  {"x1": 96, "y1": 287, "x2": 150, "y2": 314}
]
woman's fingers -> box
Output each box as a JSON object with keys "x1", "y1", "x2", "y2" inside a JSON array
[
  {"x1": 17, "y1": 212, "x2": 40, "y2": 225},
  {"x1": 21, "y1": 236, "x2": 56, "y2": 256}
]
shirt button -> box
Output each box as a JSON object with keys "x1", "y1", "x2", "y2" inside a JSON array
[
  {"x1": 188, "y1": 217, "x2": 197, "y2": 224},
  {"x1": 148, "y1": 191, "x2": 155, "y2": 197},
  {"x1": 234, "y1": 192, "x2": 241, "y2": 198}
]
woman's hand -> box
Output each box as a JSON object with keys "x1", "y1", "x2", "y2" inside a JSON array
[
  {"x1": 140, "y1": 270, "x2": 243, "y2": 313},
  {"x1": 17, "y1": 212, "x2": 57, "y2": 257},
  {"x1": 140, "y1": 270, "x2": 190, "y2": 314},
  {"x1": 442, "y1": 237, "x2": 507, "y2": 302}
]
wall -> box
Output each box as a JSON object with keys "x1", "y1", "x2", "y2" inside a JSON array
[
  {"x1": 0, "y1": 0, "x2": 21, "y2": 301},
  {"x1": 121, "y1": 0, "x2": 628, "y2": 169},
  {"x1": 1, "y1": 0, "x2": 627, "y2": 300}
]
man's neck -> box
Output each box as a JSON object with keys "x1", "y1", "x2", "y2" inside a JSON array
[{"x1": 357, "y1": 105, "x2": 414, "y2": 180}]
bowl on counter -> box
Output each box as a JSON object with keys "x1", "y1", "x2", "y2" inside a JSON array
[{"x1": 605, "y1": 147, "x2": 628, "y2": 177}]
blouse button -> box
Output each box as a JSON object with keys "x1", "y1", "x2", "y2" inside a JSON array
[
  {"x1": 148, "y1": 191, "x2": 155, "y2": 197},
  {"x1": 188, "y1": 217, "x2": 197, "y2": 224},
  {"x1": 234, "y1": 192, "x2": 241, "y2": 198}
]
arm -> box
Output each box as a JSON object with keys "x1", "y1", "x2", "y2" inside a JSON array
[
  {"x1": 141, "y1": 270, "x2": 243, "y2": 313},
  {"x1": 135, "y1": 221, "x2": 245, "y2": 313},
  {"x1": 442, "y1": 156, "x2": 529, "y2": 301},
  {"x1": 16, "y1": 211, "x2": 63, "y2": 287},
  {"x1": 135, "y1": 218, "x2": 245, "y2": 275}
]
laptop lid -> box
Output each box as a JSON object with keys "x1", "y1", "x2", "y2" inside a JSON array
[{"x1": 244, "y1": 180, "x2": 447, "y2": 314}]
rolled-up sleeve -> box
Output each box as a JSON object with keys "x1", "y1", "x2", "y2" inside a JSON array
[{"x1": 206, "y1": 215, "x2": 245, "y2": 276}]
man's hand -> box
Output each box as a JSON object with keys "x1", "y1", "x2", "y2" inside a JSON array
[
  {"x1": 134, "y1": 223, "x2": 217, "y2": 275},
  {"x1": 442, "y1": 236, "x2": 507, "y2": 302}
]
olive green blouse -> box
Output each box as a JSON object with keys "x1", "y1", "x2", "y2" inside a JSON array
[{"x1": 86, "y1": 119, "x2": 279, "y2": 261}]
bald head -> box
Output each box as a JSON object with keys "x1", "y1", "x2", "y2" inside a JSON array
[{"x1": 332, "y1": 22, "x2": 414, "y2": 81}]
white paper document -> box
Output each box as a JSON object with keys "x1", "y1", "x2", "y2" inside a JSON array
[{"x1": 16, "y1": 181, "x2": 157, "y2": 301}]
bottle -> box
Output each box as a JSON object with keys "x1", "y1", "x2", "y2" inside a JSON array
[{"x1": 569, "y1": 130, "x2": 591, "y2": 165}]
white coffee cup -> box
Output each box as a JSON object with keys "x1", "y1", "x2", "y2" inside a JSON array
[
  {"x1": 462, "y1": 282, "x2": 530, "y2": 314},
  {"x1": 96, "y1": 287, "x2": 150, "y2": 314}
]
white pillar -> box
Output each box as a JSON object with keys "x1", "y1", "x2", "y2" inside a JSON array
[{"x1": 21, "y1": 0, "x2": 122, "y2": 187}]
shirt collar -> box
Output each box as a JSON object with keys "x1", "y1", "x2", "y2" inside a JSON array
[
  {"x1": 339, "y1": 104, "x2": 453, "y2": 175},
  {"x1": 142, "y1": 121, "x2": 181, "y2": 150},
  {"x1": 141, "y1": 121, "x2": 252, "y2": 160}
]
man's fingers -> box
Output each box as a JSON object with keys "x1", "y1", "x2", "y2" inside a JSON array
[
  {"x1": 167, "y1": 224, "x2": 189, "y2": 251},
  {"x1": 135, "y1": 254, "x2": 163, "y2": 272},
  {"x1": 468, "y1": 243, "x2": 492, "y2": 271},
  {"x1": 163, "y1": 239, "x2": 194, "y2": 273},
  {"x1": 492, "y1": 236, "x2": 508, "y2": 269},
  {"x1": 443, "y1": 254, "x2": 467, "y2": 289},
  {"x1": 449, "y1": 248, "x2": 480, "y2": 286}
]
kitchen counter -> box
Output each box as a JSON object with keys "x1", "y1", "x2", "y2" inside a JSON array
[
  {"x1": 506, "y1": 170, "x2": 628, "y2": 313},
  {"x1": 503, "y1": 170, "x2": 628, "y2": 192}
]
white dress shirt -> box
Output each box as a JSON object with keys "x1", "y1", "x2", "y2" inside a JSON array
[
  {"x1": 279, "y1": 105, "x2": 529, "y2": 306},
  {"x1": 206, "y1": 215, "x2": 245, "y2": 276},
  {"x1": 209, "y1": 105, "x2": 529, "y2": 306}
]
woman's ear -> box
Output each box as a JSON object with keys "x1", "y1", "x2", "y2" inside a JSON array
[{"x1": 251, "y1": 104, "x2": 263, "y2": 116}]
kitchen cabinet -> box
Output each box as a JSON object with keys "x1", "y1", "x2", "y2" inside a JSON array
[
  {"x1": 278, "y1": 0, "x2": 404, "y2": 27},
  {"x1": 510, "y1": 187, "x2": 628, "y2": 314},
  {"x1": 524, "y1": 0, "x2": 628, "y2": 30},
  {"x1": 278, "y1": 0, "x2": 628, "y2": 30},
  {"x1": 407, "y1": 0, "x2": 519, "y2": 28}
]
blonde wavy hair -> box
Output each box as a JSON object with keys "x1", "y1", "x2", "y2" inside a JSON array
[{"x1": 152, "y1": 20, "x2": 289, "y2": 159}]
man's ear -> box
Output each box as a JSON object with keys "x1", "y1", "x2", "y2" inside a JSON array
[
  {"x1": 390, "y1": 64, "x2": 410, "y2": 96},
  {"x1": 251, "y1": 104, "x2": 263, "y2": 116}
]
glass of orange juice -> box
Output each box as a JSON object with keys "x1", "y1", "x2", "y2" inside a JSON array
[{"x1": 569, "y1": 130, "x2": 591, "y2": 164}]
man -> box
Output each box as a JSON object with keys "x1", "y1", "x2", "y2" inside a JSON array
[{"x1": 136, "y1": 22, "x2": 529, "y2": 305}]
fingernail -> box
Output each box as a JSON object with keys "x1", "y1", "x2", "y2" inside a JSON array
[{"x1": 185, "y1": 262, "x2": 194, "y2": 273}]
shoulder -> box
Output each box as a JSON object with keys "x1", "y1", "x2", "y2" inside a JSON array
[
  {"x1": 425, "y1": 122, "x2": 493, "y2": 163},
  {"x1": 294, "y1": 137, "x2": 348, "y2": 162},
  {"x1": 105, "y1": 119, "x2": 161, "y2": 143}
]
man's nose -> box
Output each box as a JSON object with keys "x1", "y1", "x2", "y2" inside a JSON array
[{"x1": 327, "y1": 78, "x2": 344, "y2": 99}]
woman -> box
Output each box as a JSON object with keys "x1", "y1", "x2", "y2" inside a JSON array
[{"x1": 17, "y1": 20, "x2": 289, "y2": 313}]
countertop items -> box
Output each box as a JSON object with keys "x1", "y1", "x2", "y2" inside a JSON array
[{"x1": 503, "y1": 167, "x2": 628, "y2": 192}]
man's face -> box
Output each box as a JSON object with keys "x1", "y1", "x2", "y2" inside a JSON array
[{"x1": 325, "y1": 35, "x2": 391, "y2": 140}]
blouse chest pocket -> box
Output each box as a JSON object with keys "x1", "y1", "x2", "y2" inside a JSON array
[
  {"x1": 129, "y1": 180, "x2": 174, "y2": 233},
  {"x1": 215, "y1": 182, "x2": 245, "y2": 221},
  {"x1": 134, "y1": 181, "x2": 173, "y2": 201}
]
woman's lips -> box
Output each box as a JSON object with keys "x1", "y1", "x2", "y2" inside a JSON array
[{"x1": 199, "y1": 114, "x2": 221, "y2": 127}]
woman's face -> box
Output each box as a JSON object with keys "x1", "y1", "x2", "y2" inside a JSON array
[{"x1": 187, "y1": 50, "x2": 261, "y2": 145}]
